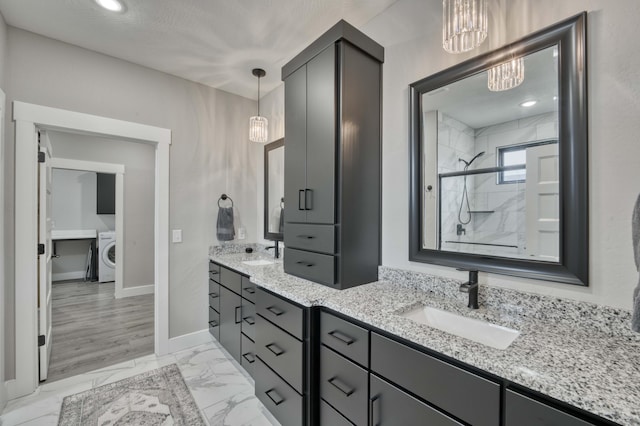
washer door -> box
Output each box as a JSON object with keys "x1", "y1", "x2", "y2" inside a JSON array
[{"x1": 102, "y1": 241, "x2": 116, "y2": 268}]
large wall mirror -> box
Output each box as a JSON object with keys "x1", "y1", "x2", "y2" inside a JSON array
[
  {"x1": 264, "y1": 138, "x2": 285, "y2": 241},
  {"x1": 409, "y1": 13, "x2": 588, "y2": 285}
]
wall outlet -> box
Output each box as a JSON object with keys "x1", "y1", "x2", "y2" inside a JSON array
[
  {"x1": 172, "y1": 229, "x2": 182, "y2": 243},
  {"x1": 237, "y1": 227, "x2": 246, "y2": 240}
]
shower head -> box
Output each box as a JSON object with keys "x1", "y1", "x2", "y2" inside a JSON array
[{"x1": 459, "y1": 151, "x2": 486, "y2": 168}]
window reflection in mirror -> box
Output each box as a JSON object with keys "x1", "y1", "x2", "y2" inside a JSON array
[{"x1": 421, "y1": 45, "x2": 560, "y2": 262}]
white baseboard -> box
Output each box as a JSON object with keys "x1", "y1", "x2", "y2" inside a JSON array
[
  {"x1": 5, "y1": 379, "x2": 19, "y2": 401},
  {"x1": 0, "y1": 380, "x2": 7, "y2": 411},
  {"x1": 116, "y1": 284, "x2": 154, "y2": 299},
  {"x1": 167, "y1": 329, "x2": 212, "y2": 354},
  {"x1": 52, "y1": 271, "x2": 85, "y2": 282}
]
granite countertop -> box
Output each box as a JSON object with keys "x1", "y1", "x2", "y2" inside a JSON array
[{"x1": 210, "y1": 249, "x2": 640, "y2": 425}]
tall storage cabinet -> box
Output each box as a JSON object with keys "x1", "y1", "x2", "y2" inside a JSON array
[{"x1": 282, "y1": 20, "x2": 384, "y2": 290}]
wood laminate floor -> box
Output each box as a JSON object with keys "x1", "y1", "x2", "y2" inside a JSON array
[{"x1": 46, "y1": 280, "x2": 154, "y2": 383}]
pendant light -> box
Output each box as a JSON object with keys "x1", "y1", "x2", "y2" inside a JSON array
[
  {"x1": 442, "y1": 0, "x2": 488, "y2": 54},
  {"x1": 249, "y1": 68, "x2": 268, "y2": 143},
  {"x1": 487, "y1": 57, "x2": 525, "y2": 91}
]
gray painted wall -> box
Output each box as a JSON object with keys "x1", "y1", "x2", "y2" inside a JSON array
[
  {"x1": 3, "y1": 27, "x2": 260, "y2": 379},
  {"x1": 49, "y1": 131, "x2": 155, "y2": 288}
]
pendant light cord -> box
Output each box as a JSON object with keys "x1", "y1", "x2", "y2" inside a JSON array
[{"x1": 257, "y1": 76, "x2": 261, "y2": 116}]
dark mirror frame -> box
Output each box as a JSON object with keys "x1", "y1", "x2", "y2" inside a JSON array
[
  {"x1": 409, "y1": 12, "x2": 588, "y2": 285},
  {"x1": 264, "y1": 138, "x2": 285, "y2": 242}
]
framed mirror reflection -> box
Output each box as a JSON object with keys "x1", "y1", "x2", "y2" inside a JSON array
[
  {"x1": 409, "y1": 13, "x2": 588, "y2": 285},
  {"x1": 264, "y1": 138, "x2": 285, "y2": 241}
]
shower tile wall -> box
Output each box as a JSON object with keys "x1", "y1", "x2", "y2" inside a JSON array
[{"x1": 439, "y1": 112, "x2": 558, "y2": 258}]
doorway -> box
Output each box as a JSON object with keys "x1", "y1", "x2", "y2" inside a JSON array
[{"x1": 11, "y1": 102, "x2": 171, "y2": 399}]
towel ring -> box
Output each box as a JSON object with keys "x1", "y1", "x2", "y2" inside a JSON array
[
  {"x1": 280, "y1": 197, "x2": 284, "y2": 209},
  {"x1": 218, "y1": 194, "x2": 234, "y2": 208}
]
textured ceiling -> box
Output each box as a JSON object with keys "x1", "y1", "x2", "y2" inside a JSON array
[{"x1": 0, "y1": 0, "x2": 399, "y2": 99}]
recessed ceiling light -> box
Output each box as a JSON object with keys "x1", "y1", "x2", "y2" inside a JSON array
[
  {"x1": 520, "y1": 100, "x2": 537, "y2": 108},
  {"x1": 95, "y1": 0, "x2": 123, "y2": 12}
]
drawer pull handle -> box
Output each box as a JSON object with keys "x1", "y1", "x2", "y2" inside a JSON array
[
  {"x1": 266, "y1": 343, "x2": 285, "y2": 356},
  {"x1": 328, "y1": 330, "x2": 355, "y2": 345},
  {"x1": 242, "y1": 352, "x2": 255, "y2": 364},
  {"x1": 296, "y1": 234, "x2": 315, "y2": 239},
  {"x1": 266, "y1": 306, "x2": 284, "y2": 316},
  {"x1": 295, "y1": 261, "x2": 315, "y2": 267},
  {"x1": 208, "y1": 320, "x2": 218, "y2": 327},
  {"x1": 243, "y1": 287, "x2": 256, "y2": 294},
  {"x1": 243, "y1": 316, "x2": 255, "y2": 325},
  {"x1": 209, "y1": 292, "x2": 219, "y2": 298},
  {"x1": 328, "y1": 377, "x2": 355, "y2": 397},
  {"x1": 234, "y1": 306, "x2": 242, "y2": 324},
  {"x1": 266, "y1": 389, "x2": 285, "y2": 406},
  {"x1": 209, "y1": 270, "x2": 219, "y2": 275},
  {"x1": 369, "y1": 396, "x2": 380, "y2": 426}
]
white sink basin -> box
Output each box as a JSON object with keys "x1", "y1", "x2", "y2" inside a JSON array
[
  {"x1": 400, "y1": 306, "x2": 520, "y2": 350},
  {"x1": 242, "y1": 259, "x2": 275, "y2": 266}
]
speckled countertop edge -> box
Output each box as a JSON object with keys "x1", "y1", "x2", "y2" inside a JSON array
[{"x1": 209, "y1": 250, "x2": 640, "y2": 425}]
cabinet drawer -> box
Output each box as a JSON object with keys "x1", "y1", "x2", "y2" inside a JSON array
[
  {"x1": 284, "y1": 248, "x2": 335, "y2": 286},
  {"x1": 209, "y1": 261, "x2": 221, "y2": 282},
  {"x1": 241, "y1": 333, "x2": 256, "y2": 378},
  {"x1": 220, "y1": 266, "x2": 242, "y2": 294},
  {"x1": 320, "y1": 399, "x2": 354, "y2": 426},
  {"x1": 257, "y1": 315, "x2": 304, "y2": 394},
  {"x1": 320, "y1": 346, "x2": 368, "y2": 426},
  {"x1": 284, "y1": 223, "x2": 335, "y2": 254},
  {"x1": 241, "y1": 300, "x2": 256, "y2": 341},
  {"x1": 371, "y1": 333, "x2": 500, "y2": 426},
  {"x1": 370, "y1": 374, "x2": 463, "y2": 426},
  {"x1": 320, "y1": 311, "x2": 369, "y2": 367},
  {"x1": 208, "y1": 280, "x2": 220, "y2": 312},
  {"x1": 208, "y1": 308, "x2": 219, "y2": 341},
  {"x1": 255, "y1": 358, "x2": 303, "y2": 426},
  {"x1": 257, "y1": 288, "x2": 303, "y2": 340},
  {"x1": 505, "y1": 390, "x2": 595, "y2": 426},
  {"x1": 242, "y1": 276, "x2": 256, "y2": 303}
]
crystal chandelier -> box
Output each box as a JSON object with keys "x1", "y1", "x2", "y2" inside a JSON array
[
  {"x1": 487, "y1": 57, "x2": 525, "y2": 91},
  {"x1": 249, "y1": 68, "x2": 268, "y2": 143},
  {"x1": 442, "y1": 0, "x2": 488, "y2": 54}
]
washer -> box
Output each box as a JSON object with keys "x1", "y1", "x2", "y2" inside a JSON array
[{"x1": 98, "y1": 231, "x2": 116, "y2": 283}]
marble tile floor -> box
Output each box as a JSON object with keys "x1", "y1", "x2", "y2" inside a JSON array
[{"x1": 0, "y1": 340, "x2": 280, "y2": 426}]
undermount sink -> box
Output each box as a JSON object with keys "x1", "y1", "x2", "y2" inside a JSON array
[
  {"x1": 400, "y1": 306, "x2": 520, "y2": 350},
  {"x1": 242, "y1": 259, "x2": 276, "y2": 266}
]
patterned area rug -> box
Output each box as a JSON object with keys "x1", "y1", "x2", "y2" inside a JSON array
[{"x1": 58, "y1": 364, "x2": 205, "y2": 425}]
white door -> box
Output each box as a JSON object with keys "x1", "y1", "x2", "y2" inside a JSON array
[
  {"x1": 38, "y1": 131, "x2": 53, "y2": 381},
  {"x1": 525, "y1": 143, "x2": 559, "y2": 261}
]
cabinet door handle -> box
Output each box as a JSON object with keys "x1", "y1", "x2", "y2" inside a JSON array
[
  {"x1": 369, "y1": 396, "x2": 380, "y2": 426},
  {"x1": 298, "y1": 190, "x2": 305, "y2": 211},
  {"x1": 234, "y1": 306, "x2": 242, "y2": 324},
  {"x1": 242, "y1": 352, "x2": 255, "y2": 364},
  {"x1": 295, "y1": 261, "x2": 315, "y2": 267},
  {"x1": 328, "y1": 330, "x2": 355, "y2": 345},
  {"x1": 243, "y1": 316, "x2": 255, "y2": 325},
  {"x1": 296, "y1": 234, "x2": 315, "y2": 239},
  {"x1": 208, "y1": 320, "x2": 218, "y2": 327},
  {"x1": 209, "y1": 292, "x2": 219, "y2": 298},
  {"x1": 243, "y1": 287, "x2": 256, "y2": 294},
  {"x1": 328, "y1": 377, "x2": 355, "y2": 397},
  {"x1": 266, "y1": 343, "x2": 285, "y2": 356},
  {"x1": 265, "y1": 389, "x2": 285, "y2": 406},
  {"x1": 266, "y1": 306, "x2": 284, "y2": 316},
  {"x1": 305, "y1": 188, "x2": 312, "y2": 210}
]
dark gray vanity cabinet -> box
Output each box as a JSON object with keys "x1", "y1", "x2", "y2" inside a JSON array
[
  {"x1": 255, "y1": 287, "x2": 309, "y2": 426},
  {"x1": 282, "y1": 20, "x2": 384, "y2": 290},
  {"x1": 505, "y1": 389, "x2": 598, "y2": 426},
  {"x1": 207, "y1": 262, "x2": 256, "y2": 378}
]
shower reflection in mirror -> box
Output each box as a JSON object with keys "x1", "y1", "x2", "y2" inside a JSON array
[{"x1": 422, "y1": 46, "x2": 560, "y2": 262}]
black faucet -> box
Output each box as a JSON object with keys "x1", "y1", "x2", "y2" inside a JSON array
[
  {"x1": 459, "y1": 270, "x2": 479, "y2": 309},
  {"x1": 266, "y1": 240, "x2": 280, "y2": 259}
]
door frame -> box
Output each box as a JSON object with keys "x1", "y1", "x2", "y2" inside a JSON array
[
  {"x1": 11, "y1": 101, "x2": 171, "y2": 398},
  {"x1": 50, "y1": 158, "x2": 126, "y2": 297},
  {"x1": 0, "y1": 88, "x2": 7, "y2": 411}
]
